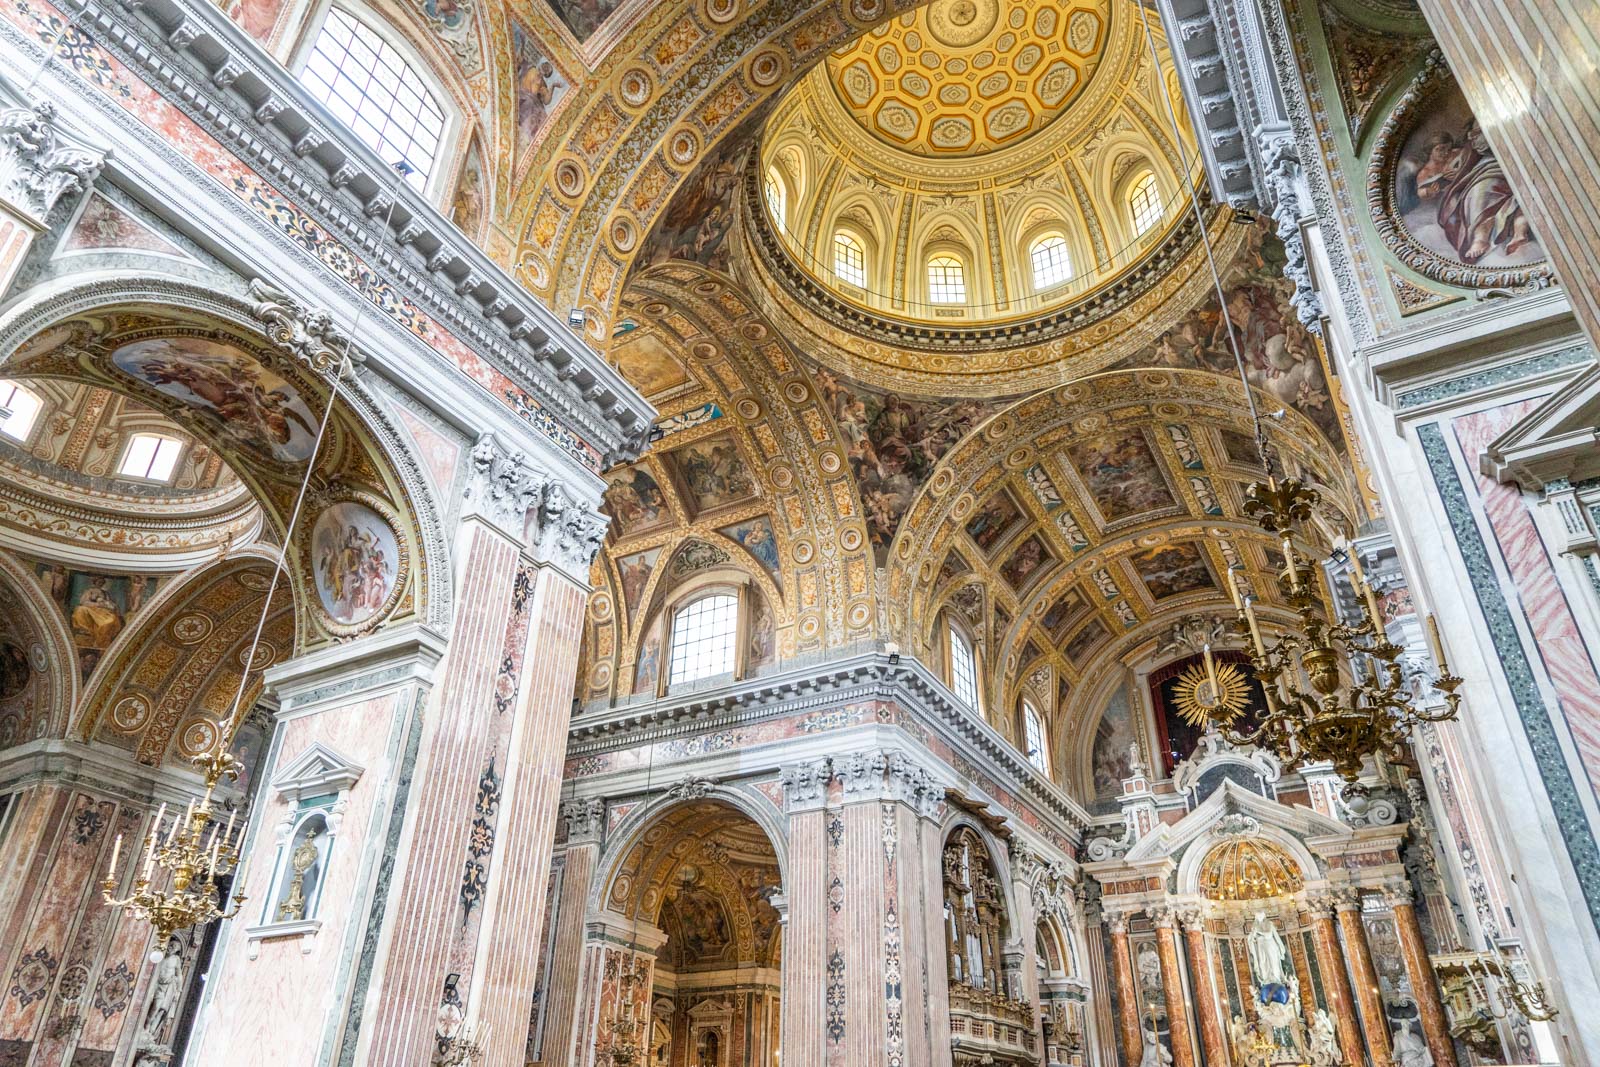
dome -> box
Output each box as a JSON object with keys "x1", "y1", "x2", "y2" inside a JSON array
[
  {"x1": 824, "y1": 0, "x2": 1110, "y2": 157},
  {"x1": 754, "y1": 0, "x2": 1204, "y2": 341}
]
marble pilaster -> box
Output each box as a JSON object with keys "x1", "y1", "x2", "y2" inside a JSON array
[
  {"x1": 778, "y1": 758, "x2": 831, "y2": 1067},
  {"x1": 531, "y1": 799, "x2": 605, "y2": 1065},
  {"x1": 1306, "y1": 895, "x2": 1365, "y2": 1067}
]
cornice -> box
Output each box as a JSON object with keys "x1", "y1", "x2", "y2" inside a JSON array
[
  {"x1": 568, "y1": 649, "x2": 1093, "y2": 837},
  {"x1": 52, "y1": 0, "x2": 653, "y2": 464}
]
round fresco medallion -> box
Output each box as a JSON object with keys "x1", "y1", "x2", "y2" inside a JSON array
[
  {"x1": 1369, "y1": 62, "x2": 1550, "y2": 289},
  {"x1": 179, "y1": 718, "x2": 218, "y2": 757},
  {"x1": 818, "y1": 450, "x2": 842, "y2": 474},
  {"x1": 705, "y1": 0, "x2": 738, "y2": 24},
  {"x1": 930, "y1": 468, "x2": 955, "y2": 496},
  {"x1": 668, "y1": 129, "x2": 699, "y2": 166},
  {"x1": 951, "y1": 494, "x2": 975, "y2": 519},
  {"x1": 792, "y1": 539, "x2": 815, "y2": 564},
  {"x1": 735, "y1": 398, "x2": 762, "y2": 420},
  {"x1": 554, "y1": 158, "x2": 586, "y2": 198},
  {"x1": 590, "y1": 662, "x2": 612, "y2": 688},
  {"x1": 110, "y1": 695, "x2": 150, "y2": 732},
  {"x1": 749, "y1": 50, "x2": 784, "y2": 87},
  {"x1": 769, "y1": 463, "x2": 795, "y2": 489},
  {"x1": 848, "y1": 601, "x2": 871, "y2": 627},
  {"x1": 619, "y1": 68, "x2": 652, "y2": 108},
  {"x1": 311, "y1": 501, "x2": 400, "y2": 627},
  {"x1": 28, "y1": 642, "x2": 48, "y2": 674},
  {"x1": 840, "y1": 527, "x2": 863, "y2": 551},
  {"x1": 782, "y1": 381, "x2": 809, "y2": 404},
  {"x1": 591, "y1": 593, "x2": 613, "y2": 620},
  {"x1": 740, "y1": 322, "x2": 769, "y2": 342},
  {"x1": 1005, "y1": 446, "x2": 1031, "y2": 469},
  {"x1": 984, "y1": 417, "x2": 1013, "y2": 441},
  {"x1": 693, "y1": 281, "x2": 722, "y2": 296},
  {"x1": 236, "y1": 571, "x2": 273, "y2": 592},
  {"x1": 642, "y1": 302, "x2": 671, "y2": 317},
  {"x1": 110, "y1": 337, "x2": 317, "y2": 464},
  {"x1": 798, "y1": 614, "x2": 821, "y2": 639},
  {"x1": 239, "y1": 642, "x2": 275, "y2": 670},
  {"x1": 610, "y1": 216, "x2": 638, "y2": 253},
  {"x1": 1153, "y1": 402, "x2": 1185, "y2": 418},
  {"x1": 171, "y1": 613, "x2": 213, "y2": 645}
]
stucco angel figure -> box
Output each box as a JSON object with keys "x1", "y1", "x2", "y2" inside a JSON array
[
  {"x1": 1246, "y1": 912, "x2": 1291, "y2": 989},
  {"x1": 1308, "y1": 1008, "x2": 1340, "y2": 1066}
]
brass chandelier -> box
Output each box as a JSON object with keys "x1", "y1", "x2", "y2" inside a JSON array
[
  {"x1": 1207, "y1": 473, "x2": 1461, "y2": 789},
  {"x1": 102, "y1": 747, "x2": 247, "y2": 955}
]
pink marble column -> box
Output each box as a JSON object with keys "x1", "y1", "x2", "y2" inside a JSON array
[
  {"x1": 1179, "y1": 908, "x2": 1228, "y2": 1067},
  {"x1": 1307, "y1": 894, "x2": 1366, "y2": 1067},
  {"x1": 1384, "y1": 880, "x2": 1459, "y2": 1067},
  {"x1": 1106, "y1": 912, "x2": 1144, "y2": 1067},
  {"x1": 1335, "y1": 889, "x2": 1393, "y2": 1067},
  {"x1": 1151, "y1": 908, "x2": 1197, "y2": 1067}
]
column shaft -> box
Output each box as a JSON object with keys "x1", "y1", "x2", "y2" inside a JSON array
[
  {"x1": 780, "y1": 806, "x2": 828, "y2": 1067},
  {"x1": 1309, "y1": 912, "x2": 1365, "y2": 1067},
  {"x1": 1336, "y1": 903, "x2": 1393, "y2": 1067},
  {"x1": 1392, "y1": 899, "x2": 1459, "y2": 1067},
  {"x1": 1181, "y1": 923, "x2": 1228, "y2": 1067},
  {"x1": 535, "y1": 839, "x2": 599, "y2": 1065},
  {"x1": 1108, "y1": 922, "x2": 1144, "y2": 1067},
  {"x1": 1154, "y1": 921, "x2": 1196, "y2": 1067}
]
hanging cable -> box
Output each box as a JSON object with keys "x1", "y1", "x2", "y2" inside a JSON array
[{"x1": 1131, "y1": 0, "x2": 1275, "y2": 476}]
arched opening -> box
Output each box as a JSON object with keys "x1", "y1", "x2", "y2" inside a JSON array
[{"x1": 594, "y1": 799, "x2": 784, "y2": 1066}]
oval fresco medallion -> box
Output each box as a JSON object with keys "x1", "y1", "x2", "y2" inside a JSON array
[{"x1": 311, "y1": 501, "x2": 401, "y2": 627}]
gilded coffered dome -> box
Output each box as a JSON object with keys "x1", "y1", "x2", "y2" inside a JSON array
[{"x1": 825, "y1": 0, "x2": 1111, "y2": 156}]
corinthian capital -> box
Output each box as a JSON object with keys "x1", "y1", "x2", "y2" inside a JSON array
[
  {"x1": 532, "y1": 480, "x2": 609, "y2": 575},
  {"x1": 778, "y1": 758, "x2": 833, "y2": 811},
  {"x1": 560, "y1": 797, "x2": 605, "y2": 843},
  {"x1": 463, "y1": 432, "x2": 546, "y2": 537},
  {"x1": 0, "y1": 96, "x2": 103, "y2": 224}
]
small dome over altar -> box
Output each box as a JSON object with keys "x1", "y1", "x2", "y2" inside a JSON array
[{"x1": 1197, "y1": 837, "x2": 1305, "y2": 902}]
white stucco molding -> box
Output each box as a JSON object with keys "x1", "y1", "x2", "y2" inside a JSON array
[{"x1": 1481, "y1": 362, "x2": 1600, "y2": 490}]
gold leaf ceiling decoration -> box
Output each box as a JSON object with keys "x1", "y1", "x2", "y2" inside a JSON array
[{"x1": 825, "y1": 0, "x2": 1111, "y2": 156}]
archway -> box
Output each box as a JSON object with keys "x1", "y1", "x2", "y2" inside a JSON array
[{"x1": 594, "y1": 798, "x2": 784, "y2": 1067}]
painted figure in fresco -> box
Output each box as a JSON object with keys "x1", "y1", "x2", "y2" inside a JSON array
[
  {"x1": 605, "y1": 467, "x2": 668, "y2": 529},
  {"x1": 317, "y1": 523, "x2": 392, "y2": 623},
  {"x1": 617, "y1": 553, "x2": 654, "y2": 612},
  {"x1": 1411, "y1": 122, "x2": 1534, "y2": 264},
  {"x1": 0, "y1": 642, "x2": 31, "y2": 699},
  {"x1": 679, "y1": 440, "x2": 754, "y2": 507},
  {"x1": 748, "y1": 603, "x2": 775, "y2": 666},
  {"x1": 71, "y1": 577, "x2": 124, "y2": 648}
]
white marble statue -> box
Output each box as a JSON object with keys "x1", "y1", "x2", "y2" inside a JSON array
[
  {"x1": 136, "y1": 941, "x2": 184, "y2": 1047},
  {"x1": 1139, "y1": 1021, "x2": 1173, "y2": 1067},
  {"x1": 1128, "y1": 740, "x2": 1148, "y2": 777},
  {"x1": 1246, "y1": 911, "x2": 1291, "y2": 988},
  {"x1": 1308, "y1": 1008, "x2": 1340, "y2": 1066},
  {"x1": 1391, "y1": 1022, "x2": 1433, "y2": 1067}
]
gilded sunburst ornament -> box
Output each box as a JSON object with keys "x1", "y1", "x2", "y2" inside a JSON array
[{"x1": 1172, "y1": 659, "x2": 1250, "y2": 727}]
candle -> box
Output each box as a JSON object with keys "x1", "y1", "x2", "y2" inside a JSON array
[
  {"x1": 1243, "y1": 597, "x2": 1266, "y2": 657},
  {"x1": 1203, "y1": 643, "x2": 1218, "y2": 702},
  {"x1": 1426, "y1": 613, "x2": 1447, "y2": 666},
  {"x1": 1227, "y1": 567, "x2": 1244, "y2": 611},
  {"x1": 224, "y1": 808, "x2": 237, "y2": 841},
  {"x1": 209, "y1": 835, "x2": 221, "y2": 874},
  {"x1": 108, "y1": 833, "x2": 122, "y2": 878}
]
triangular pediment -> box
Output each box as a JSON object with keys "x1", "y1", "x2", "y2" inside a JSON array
[
  {"x1": 1122, "y1": 780, "x2": 1349, "y2": 865},
  {"x1": 1481, "y1": 359, "x2": 1600, "y2": 488},
  {"x1": 269, "y1": 741, "x2": 364, "y2": 801}
]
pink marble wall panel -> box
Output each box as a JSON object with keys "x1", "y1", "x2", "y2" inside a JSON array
[
  {"x1": 187, "y1": 690, "x2": 405, "y2": 1066},
  {"x1": 1454, "y1": 405, "x2": 1600, "y2": 794},
  {"x1": 364, "y1": 528, "x2": 518, "y2": 1064},
  {"x1": 475, "y1": 571, "x2": 589, "y2": 1064},
  {"x1": 394, "y1": 407, "x2": 462, "y2": 501}
]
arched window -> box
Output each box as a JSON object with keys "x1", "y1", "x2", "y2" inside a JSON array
[
  {"x1": 927, "y1": 255, "x2": 967, "y2": 304},
  {"x1": 0, "y1": 382, "x2": 43, "y2": 443},
  {"x1": 668, "y1": 593, "x2": 739, "y2": 685},
  {"x1": 765, "y1": 169, "x2": 786, "y2": 227},
  {"x1": 1029, "y1": 235, "x2": 1072, "y2": 290},
  {"x1": 301, "y1": 8, "x2": 448, "y2": 186},
  {"x1": 117, "y1": 432, "x2": 185, "y2": 482},
  {"x1": 948, "y1": 622, "x2": 979, "y2": 710},
  {"x1": 834, "y1": 231, "x2": 866, "y2": 287},
  {"x1": 1128, "y1": 172, "x2": 1163, "y2": 236},
  {"x1": 1023, "y1": 700, "x2": 1048, "y2": 772}
]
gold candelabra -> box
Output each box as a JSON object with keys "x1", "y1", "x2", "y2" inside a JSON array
[
  {"x1": 1214, "y1": 476, "x2": 1461, "y2": 786},
  {"x1": 102, "y1": 745, "x2": 248, "y2": 952}
]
